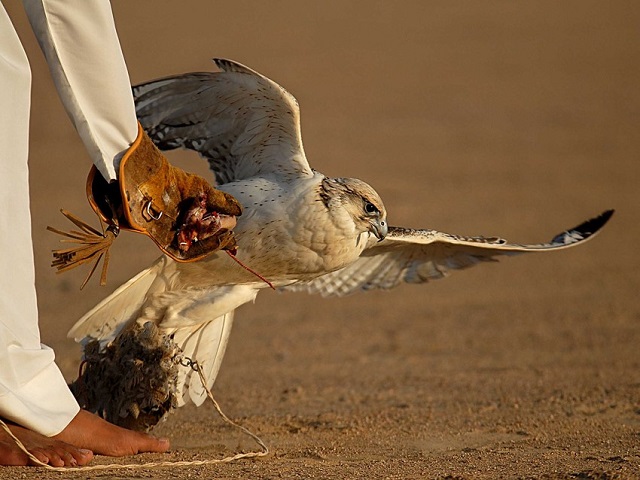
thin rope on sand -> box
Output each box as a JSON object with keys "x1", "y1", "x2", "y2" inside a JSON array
[{"x1": 0, "y1": 362, "x2": 268, "y2": 472}]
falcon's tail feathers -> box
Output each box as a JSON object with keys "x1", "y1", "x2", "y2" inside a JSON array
[{"x1": 67, "y1": 262, "x2": 161, "y2": 345}]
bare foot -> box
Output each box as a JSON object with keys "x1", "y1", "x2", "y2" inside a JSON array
[
  {"x1": 0, "y1": 422, "x2": 93, "y2": 467},
  {"x1": 53, "y1": 409, "x2": 170, "y2": 456}
]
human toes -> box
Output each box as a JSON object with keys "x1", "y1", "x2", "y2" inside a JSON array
[
  {"x1": 30, "y1": 447, "x2": 64, "y2": 467},
  {"x1": 31, "y1": 444, "x2": 92, "y2": 467},
  {"x1": 52, "y1": 445, "x2": 93, "y2": 466},
  {"x1": 70, "y1": 447, "x2": 93, "y2": 466}
]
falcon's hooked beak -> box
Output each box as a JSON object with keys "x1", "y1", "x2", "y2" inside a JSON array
[{"x1": 370, "y1": 219, "x2": 388, "y2": 242}]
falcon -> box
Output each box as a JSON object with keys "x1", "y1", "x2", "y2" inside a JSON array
[{"x1": 68, "y1": 59, "x2": 613, "y2": 414}]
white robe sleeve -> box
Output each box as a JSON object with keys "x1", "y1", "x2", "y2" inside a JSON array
[{"x1": 23, "y1": 0, "x2": 139, "y2": 181}]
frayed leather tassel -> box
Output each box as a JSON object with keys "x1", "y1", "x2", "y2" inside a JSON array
[{"x1": 47, "y1": 209, "x2": 119, "y2": 288}]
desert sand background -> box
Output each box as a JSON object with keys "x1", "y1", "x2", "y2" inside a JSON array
[{"x1": 3, "y1": 1, "x2": 639, "y2": 478}]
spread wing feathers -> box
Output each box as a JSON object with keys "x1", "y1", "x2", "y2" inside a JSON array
[
  {"x1": 283, "y1": 210, "x2": 613, "y2": 297},
  {"x1": 133, "y1": 58, "x2": 313, "y2": 185},
  {"x1": 67, "y1": 261, "x2": 161, "y2": 344},
  {"x1": 170, "y1": 311, "x2": 235, "y2": 407}
]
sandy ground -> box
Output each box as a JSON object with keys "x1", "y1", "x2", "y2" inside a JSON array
[{"x1": 3, "y1": 1, "x2": 639, "y2": 478}]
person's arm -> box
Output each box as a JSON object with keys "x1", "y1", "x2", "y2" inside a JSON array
[
  {"x1": 24, "y1": 0, "x2": 241, "y2": 266},
  {"x1": 23, "y1": 0, "x2": 137, "y2": 182}
]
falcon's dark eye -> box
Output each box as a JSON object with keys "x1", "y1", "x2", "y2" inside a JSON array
[{"x1": 364, "y1": 202, "x2": 379, "y2": 215}]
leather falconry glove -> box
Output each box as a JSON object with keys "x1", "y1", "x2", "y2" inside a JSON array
[{"x1": 49, "y1": 123, "x2": 242, "y2": 287}]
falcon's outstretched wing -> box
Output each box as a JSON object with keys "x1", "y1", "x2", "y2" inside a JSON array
[
  {"x1": 133, "y1": 58, "x2": 313, "y2": 185},
  {"x1": 283, "y1": 210, "x2": 614, "y2": 297}
]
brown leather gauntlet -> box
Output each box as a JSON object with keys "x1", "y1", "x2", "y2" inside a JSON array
[{"x1": 87, "y1": 123, "x2": 241, "y2": 262}]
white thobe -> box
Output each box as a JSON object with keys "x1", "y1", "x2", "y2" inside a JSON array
[{"x1": 0, "y1": 0, "x2": 138, "y2": 436}]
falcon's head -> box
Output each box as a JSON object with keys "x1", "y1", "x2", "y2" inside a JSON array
[{"x1": 320, "y1": 177, "x2": 388, "y2": 242}]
